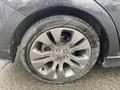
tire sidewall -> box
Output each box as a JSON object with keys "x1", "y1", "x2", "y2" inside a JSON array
[{"x1": 19, "y1": 15, "x2": 100, "y2": 83}]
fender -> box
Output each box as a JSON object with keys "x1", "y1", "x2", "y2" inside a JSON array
[{"x1": 0, "y1": 0, "x2": 119, "y2": 61}]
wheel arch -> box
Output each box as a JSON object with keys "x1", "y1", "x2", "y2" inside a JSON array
[{"x1": 10, "y1": 6, "x2": 117, "y2": 62}]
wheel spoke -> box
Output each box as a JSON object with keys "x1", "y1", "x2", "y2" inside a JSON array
[
  {"x1": 30, "y1": 49, "x2": 52, "y2": 60},
  {"x1": 71, "y1": 31, "x2": 84, "y2": 45},
  {"x1": 50, "y1": 28, "x2": 62, "y2": 43},
  {"x1": 46, "y1": 62, "x2": 58, "y2": 79},
  {"x1": 31, "y1": 57, "x2": 56, "y2": 69},
  {"x1": 37, "y1": 33, "x2": 54, "y2": 46},
  {"x1": 66, "y1": 60, "x2": 81, "y2": 74},
  {"x1": 57, "y1": 63, "x2": 65, "y2": 79},
  {"x1": 70, "y1": 40, "x2": 90, "y2": 52},
  {"x1": 70, "y1": 55, "x2": 89, "y2": 67}
]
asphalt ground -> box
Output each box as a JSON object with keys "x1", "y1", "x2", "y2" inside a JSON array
[{"x1": 0, "y1": 55, "x2": 120, "y2": 90}]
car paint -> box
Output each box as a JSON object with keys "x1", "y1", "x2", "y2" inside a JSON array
[
  {"x1": 95, "y1": 0, "x2": 120, "y2": 41},
  {"x1": 94, "y1": 0, "x2": 120, "y2": 67},
  {"x1": 0, "y1": 1, "x2": 25, "y2": 59},
  {"x1": 0, "y1": 0, "x2": 120, "y2": 67}
]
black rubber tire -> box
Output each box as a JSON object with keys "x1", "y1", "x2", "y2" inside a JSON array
[{"x1": 19, "y1": 15, "x2": 100, "y2": 83}]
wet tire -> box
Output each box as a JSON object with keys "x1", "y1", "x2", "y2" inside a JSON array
[{"x1": 19, "y1": 15, "x2": 100, "y2": 83}]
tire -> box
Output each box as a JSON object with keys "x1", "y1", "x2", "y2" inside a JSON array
[{"x1": 19, "y1": 15, "x2": 100, "y2": 83}]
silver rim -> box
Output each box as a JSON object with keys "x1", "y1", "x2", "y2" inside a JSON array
[{"x1": 29, "y1": 27, "x2": 91, "y2": 82}]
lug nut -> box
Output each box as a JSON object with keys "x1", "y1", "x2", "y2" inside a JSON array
[
  {"x1": 63, "y1": 49, "x2": 68, "y2": 53},
  {"x1": 64, "y1": 56, "x2": 68, "y2": 59},
  {"x1": 56, "y1": 49, "x2": 60, "y2": 52},
  {"x1": 58, "y1": 59, "x2": 61, "y2": 61}
]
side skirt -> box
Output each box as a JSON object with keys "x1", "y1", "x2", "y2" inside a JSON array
[{"x1": 103, "y1": 56, "x2": 120, "y2": 67}]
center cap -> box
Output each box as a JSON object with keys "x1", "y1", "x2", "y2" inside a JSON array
[{"x1": 54, "y1": 48, "x2": 68, "y2": 60}]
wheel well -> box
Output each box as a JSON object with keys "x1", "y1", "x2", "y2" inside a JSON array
[{"x1": 10, "y1": 6, "x2": 108, "y2": 62}]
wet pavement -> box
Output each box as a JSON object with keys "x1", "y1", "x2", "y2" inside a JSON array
[{"x1": 0, "y1": 56, "x2": 120, "y2": 90}]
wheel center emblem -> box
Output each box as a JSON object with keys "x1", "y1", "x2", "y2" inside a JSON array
[{"x1": 54, "y1": 48, "x2": 68, "y2": 60}]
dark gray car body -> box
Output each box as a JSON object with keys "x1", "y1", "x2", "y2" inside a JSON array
[{"x1": 0, "y1": 0, "x2": 120, "y2": 67}]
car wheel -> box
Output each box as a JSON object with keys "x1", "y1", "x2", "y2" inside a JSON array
[{"x1": 19, "y1": 15, "x2": 100, "y2": 83}]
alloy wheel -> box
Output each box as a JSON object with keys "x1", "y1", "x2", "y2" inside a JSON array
[{"x1": 29, "y1": 27, "x2": 91, "y2": 82}]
